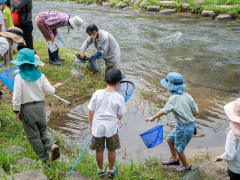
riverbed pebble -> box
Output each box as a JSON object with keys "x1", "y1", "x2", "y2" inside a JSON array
[
  {"x1": 181, "y1": 3, "x2": 190, "y2": 12},
  {"x1": 216, "y1": 14, "x2": 232, "y2": 20},
  {"x1": 147, "y1": 6, "x2": 160, "y2": 11},
  {"x1": 159, "y1": 1, "x2": 176, "y2": 8},
  {"x1": 5, "y1": 145, "x2": 26, "y2": 156},
  {"x1": 201, "y1": 10, "x2": 215, "y2": 17},
  {"x1": 160, "y1": 9, "x2": 176, "y2": 15},
  {"x1": 194, "y1": 0, "x2": 205, "y2": 6},
  {"x1": 66, "y1": 171, "x2": 90, "y2": 180},
  {"x1": 0, "y1": 168, "x2": 6, "y2": 177},
  {"x1": 102, "y1": 2, "x2": 110, "y2": 8},
  {"x1": 115, "y1": 1, "x2": 128, "y2": 9},
  {"x1": 7, "y1": 170, "x2": 48, "y2": 180}
]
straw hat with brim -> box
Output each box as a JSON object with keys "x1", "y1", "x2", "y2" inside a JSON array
[
  {"x1": 11, "y1": 48, "x2": 42, "y2": 66},
  {"x1": 224, "y1": 98, "x2": 240, "y2": 123},
  {"x1": 160, "y1": 72, "x2": 186, "y2": 91},
  {"x1": 69, "y1": 16, "x2": 83, "y2": 30},
  {"x1": 0, "y1": 27, "x2": 26, "y2": 46}
]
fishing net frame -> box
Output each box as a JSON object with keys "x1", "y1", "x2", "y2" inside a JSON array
[
  {"x1": 116, "y1": 81, "x2": 135, "y2": 103},
  {"x1": 0, "y1": 66, "x2": 19, "y2": 91}
]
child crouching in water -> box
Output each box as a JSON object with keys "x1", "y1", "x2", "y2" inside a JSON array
[
  {"x1": 214, "y1": 98, "x2": 240, "y2": 180},
  {"x1": 145, "y1": 72, "x2": 199, "y2": 172},
  {"x1": 12, "y1": 48, "x2": 63, "y2": 163},
  {"x1": 88, "y1": 68, "x2": 126, "y2": 177}
]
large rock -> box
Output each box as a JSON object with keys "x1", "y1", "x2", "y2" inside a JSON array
[
  {"x1": 139, "y1": 0, "x2": 147, "y2": 8},
  {"x1": 67, "y1": 171, "x2": 89, "y2": 180},
  {"x1": 0, "y1": 168, "x2": 7, "y2": 177},
  {"x1": 201, "y1": 10, "x2": 215, "y2": 17},
  {"x1": 131, "y1": 0, "x2": 140, "y2": 5},
  {"x1": 5, "y1": 145, "x2": 26, "y2": 156},
  {"x1": 216, "y1": 14, "x2": 232, "y2": 20},
  {"x1": 13, "y1": 157, "x2": 44, "y2": 173},
  {"x1": 159, "y1": 1, "x2": 176, "y2": 8},
  {"x1": 115, "y1": 1, "x2": 128, "y2": 9},
  {"x1": 7, "y1": 170, "x2": 47, "y2": 180},
  {"x1": 159, "y1": 9, "x2": 176, "y2": 15},
  {"x1": 182, "y1": 0, "x2": 189, "y2": 2},
  {"x1": 102, "y1": 2, "x2": 110, "y2": 8},
  {"x1": 147, "y1": 6, "x2": 160, "y2": 11},
  {"x1": 123, "y1": 6, "x2": 131, "y2": 10},
  {"x1": 181, "y1": 3, "x2": 189, "y2": 12},
  {"x1": 194, "y1": 0, "x2": 205, "y2": 6}
]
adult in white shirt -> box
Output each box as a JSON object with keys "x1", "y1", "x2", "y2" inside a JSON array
[
  {"x1": 214, "y1": 98, "x2": 240, "y2": 180},
  {"x1": 0, "y1": 10, "x2": 5, "y2": 32},
  {"x1": 12, "y1": 48, "x2": 63, "y2": 163},
  {"x1": 80, "y1": 24, "x2": 121, "y2": 72}
]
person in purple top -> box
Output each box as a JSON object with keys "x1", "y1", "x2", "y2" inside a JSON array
[{"x1": 35, "y1": 11, "x2": 83, "y2": 65}]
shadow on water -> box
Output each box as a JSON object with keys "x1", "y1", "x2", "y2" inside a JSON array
[{"x1": 35, "y1": 1, "x2": 239, "y2": 162}]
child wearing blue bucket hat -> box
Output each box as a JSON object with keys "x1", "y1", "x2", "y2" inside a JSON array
[
  {"x1": 145, "y1": 72, "x2": 199, "y2": 172},
  {"x1": 11, "y1": 48, "x2": 63, "y2": 163}
]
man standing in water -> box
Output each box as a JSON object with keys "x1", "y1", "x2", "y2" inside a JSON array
[
  {"x1": 10, "y1": 0, "x2": 35, "y2": 52},
  {"x1": 80, "y1": 24, "x2": 121, "y2": 71}
]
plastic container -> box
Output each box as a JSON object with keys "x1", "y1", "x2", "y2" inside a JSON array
[{"x1": 74, "y1": 54, "x2": 88, "y2": 70}]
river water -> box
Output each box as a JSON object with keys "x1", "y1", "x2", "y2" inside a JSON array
[{"x1": 32, "y1": 1, "x2": 240, "y2": 163}]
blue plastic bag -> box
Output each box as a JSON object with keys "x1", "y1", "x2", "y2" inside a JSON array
[{"x1": 89, "y1": 52, "x2": 102, "y2": 72}]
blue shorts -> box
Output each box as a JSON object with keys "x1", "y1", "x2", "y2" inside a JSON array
[{"x1": 167, "y1": 122, "x2": 196, "y2": 153}]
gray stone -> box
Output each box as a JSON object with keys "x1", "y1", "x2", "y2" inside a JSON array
[
  {"x1": 67, "y1": 171, "x2": 89, "y2": 180},
  {"x1": 79, "y1": 0, "x2": 83, "y2": 3},
  {"x1": 216, "y1": 14, "x2": 232, "y2": 21},
  {"x1": 13, "y1": 157, "x2": 45, "y2": 173},
  {"x1": 159, "y1": 9, "x2": 176, "y2": 15},
  {"x1": 7, "y1": 170, "x2": 47, "y2": 180},
  {"x1": 182, "y1": 0, "x2": 189, "y2": 2},
  {"x1": 181, "y1": 3, "x2": 189, "y2": 12},
  {"x1": 115, "y1": 1, "x2": 128, "y2": 9},
  {"x1": 102, "y1": 2, "x2": 110, "y2": 7},
  {"x1": 201, "y1": 10, "x2": 215, "y2": 17},
  {"x1": 194, "y1": 0, "x2": 205, "y2": 6},
  {"x1": 147, "y1": 6, "x2": 160, "y2": 11},
  {"x1": 5, "y1": 145, "x2": 26, "y2": 156},
  {"x1": 123, "y1": 6, "x2": 131, "y2": 10},
  {"x1": 159, "y1": 1, "x2": 176, "y2": 8},
  {"x1": 219, "y1": 5, "x2": 233, "y2": 8},
  {"x1": 139, "y1": 0, "x2": 147, "y2": 8},
  {"x1": 132, "y1": 0, "x2": 141, "y2": 5},
  {"x1": 0, "y1": 168, "x2": 7, "y2": 177}
]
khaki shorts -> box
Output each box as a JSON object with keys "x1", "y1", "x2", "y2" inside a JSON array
[{"x1": 90, "y1": 133, "x2": 121, "y2": 151}]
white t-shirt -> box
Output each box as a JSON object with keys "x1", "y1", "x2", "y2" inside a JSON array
[
  {"x1": 0, "y1": 11, "x2": 5, "y2": 32},
  {"x1": 88, "y1": 89, "x2": 126, "y2": 138},
  {"x1": 0, "y1": 37, "x2": 9, "y2": 56}
]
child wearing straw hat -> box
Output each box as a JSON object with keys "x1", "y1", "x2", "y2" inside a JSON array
[
  {"x1": 214, "y1": 98, "x2": 240, "y2": 180},
  {"x1": 145, "y1": 72, "x2": 199, "y2": 172},
  {"x1": 11, "y1": 48, "x2": 63, "y2": 163}
]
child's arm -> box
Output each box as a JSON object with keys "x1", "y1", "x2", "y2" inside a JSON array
[
  {"x1": 89, "y1": 110, "x2": 94, "y2": 130},
  {"x1": 145, "y1": 111, "x2": 165, "y2": 122}
]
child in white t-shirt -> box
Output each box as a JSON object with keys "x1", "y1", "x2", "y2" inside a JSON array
[{"x1": 88, "y1": 68, "x2": 126, "y2": 178}]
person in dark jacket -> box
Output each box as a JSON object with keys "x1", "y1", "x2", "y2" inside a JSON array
[{"x1": 10, "y1": 0, "x2": 35, "y2": 52}]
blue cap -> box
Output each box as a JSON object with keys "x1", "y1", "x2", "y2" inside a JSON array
[
  {"x1": 160, "y1": 72, "x2": 186, "y2": 91},
  {"x1": 0, "y1": 0, "x2": 7, "y2": 3}
]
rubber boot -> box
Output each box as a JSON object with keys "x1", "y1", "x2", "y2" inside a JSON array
[
  {"x1": 56, "y1": 49, "x2": 65, "y2": 61},
  {"x1": 48, "y1": 49, "x2": 61, "y2": 66}
]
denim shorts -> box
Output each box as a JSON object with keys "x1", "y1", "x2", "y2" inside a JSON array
[{"x1": 167, "y1": 122, "x2": 196, "y2": 153}]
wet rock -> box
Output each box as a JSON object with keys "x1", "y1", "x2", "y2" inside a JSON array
[
  {"x1": 0, "y1": 168, "x2": 6, "y2": 177},
  {"x1": 160, "y1": 9, "x2": 176, "y2": 15},
  {"x1": 201, "y1": 10, "x2": 215, "y2": 17},
  {"x1": 13, "y1": 157, "x2": 44, "y2": 173},
  {"x1": 219, "y1": 5, "x2": 233, "y2": 8},
  {"x1": 147, "y1": 6, "x2": 160, "y2": 11},
  {"x1": 115, "y1": 1, "x2": 128, "y2": 9},
  {"x1": 194, "y1": 0, "x2": 205, "y2": 6},
  {"x1": 67, "y1": 171, "x2": 89, "y2": 180},
  {"x1": 123, "y1": 6, "x2": 131, "y2": 10},
  {"x1": 159, "y1": 1, "x2": 176, "y2": 8},
  {"x1": 5, "y1": 145, "x2": 26, "y2": 156},
  {"x1": 139, "y1": 0, "x2": 147, "y2": 8},
  {"x1": 102, "y1": 2, "x2": 110, "y2": 8},
  {"x1": 216, "y1": 14, "x2": 232, "y2": 21},
  {"x1": 7, "y1": 170, "x2": 47, "y2": 180},
  {"x1": 181, "y1": 3, "x2": 189, "y2": 12}
]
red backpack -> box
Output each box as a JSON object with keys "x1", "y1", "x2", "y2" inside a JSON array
[{"x1": 11, "y1": 0, "x2": 20, "y2": 26}]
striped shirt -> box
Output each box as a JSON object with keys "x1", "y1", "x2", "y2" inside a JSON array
[{"x1": 38, "y1": 11, "x2": 69, "y2": 35}]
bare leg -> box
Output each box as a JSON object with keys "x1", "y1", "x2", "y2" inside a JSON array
[
  {"x1": 177, "y1": 151, "x2": 189, "y2": 168},
  {"x1": 166, "y1": 138, "x2": 178, "y2": 161},
  {"x1": 108, "y1": 150, "x2": 116, "y2": 171},
  {"x1": 96, "y1": 149, "x2": 104, "y2": 170}
]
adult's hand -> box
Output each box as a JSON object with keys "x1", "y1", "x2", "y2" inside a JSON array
[
  {"x1": 214, "y1": 156, "x2": 222, "y2": 162},
  {"x1": 15, "y1": 112, "x2": 21, "y2": 122},
  {"x1": 80, "y1": 50, "x2": 85, "y2": 58}
]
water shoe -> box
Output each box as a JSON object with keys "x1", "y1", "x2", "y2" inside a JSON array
[
  {"x1": 108, "y1": 166, "x2": 118, "y2": 178},
  {"x1": 97, "y1": 164, "x2": 106, "y2": 177},
  {"x1": 176, "y1": 165, "x2": 191, "y2": 172},
  {"x1": 49, "y1": 143, "x2": 60, "y2": 161},
  {"x1": 162, "y1": 158, "x2": 180, "y2": 165}
]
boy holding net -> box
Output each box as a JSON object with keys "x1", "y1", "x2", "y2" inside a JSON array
[
  {"x1": 145, "y1": 72, "x2": 199, "y2": 172},
  {"x1": 88, "y1": 68, "x2": 126, "y2": 177}
]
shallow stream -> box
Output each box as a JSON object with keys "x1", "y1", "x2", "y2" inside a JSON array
[{"x1": 33, "y1": 1, "x2": 240, "y2": 163}]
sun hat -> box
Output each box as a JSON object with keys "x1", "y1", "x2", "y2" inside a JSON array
[
  {"x1": 0, "y1": 27, "x2": 26, "y2": 46},
  {"x1": 0, "y1": 36, "x2": 9, "y2": 56},
  {"x1": 105, "y1": 68, "x2": 125, "y2": 84},
  {"x1": 0, "y1": 0, "x2": 7, "y2": 3},
  {"x1": 160, "y1": 72, "x2": 186, "y2": 91},
  {"x1": 11, "y1": 48, "x2": 42, "y2": 66},
  {"x1": 224, "y1": 98, "x2": 240, "y2": 124},
  {"x1": 69, "y1": 16, "x2": 83, "y2": 30}
]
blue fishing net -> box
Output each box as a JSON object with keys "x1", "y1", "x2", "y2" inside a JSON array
[
  {"x1": 0, "y1": 66, "x2": 19, "y2": 91},
  {"x1": 89, "y1": 52, "x2": 102, "y2": 72},
  {"x1": 140, "y1": 125, "x2": 163, "y2": 148},
  {"x1": 116, "y1": 81, "x2": 135, "y2": 103}
]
